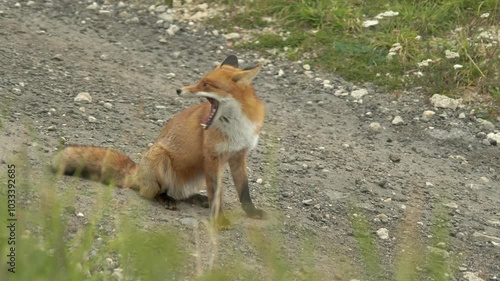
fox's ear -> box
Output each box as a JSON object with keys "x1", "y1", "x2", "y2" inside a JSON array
[
  {"x1": 220, "y1": 55, "x2": 239, "y2": 68},
  {"x1": 232, "y1": 64, "x2": 262, "y2": 85}
]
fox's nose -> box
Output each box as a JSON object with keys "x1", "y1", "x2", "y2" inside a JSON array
[{"x1": 176, "y1": 89, "x2": 182, "y2": 95}]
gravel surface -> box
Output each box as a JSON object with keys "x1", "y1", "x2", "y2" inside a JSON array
[{"x1": 0, "y1": 1, "x2": 499, "y2": 280}]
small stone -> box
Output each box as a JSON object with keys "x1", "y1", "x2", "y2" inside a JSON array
[
  {"x1": 477, "y1": 118, "x2": 495, "y2": 131},
  {"x1": 79, "y1": 107, "x2": 85, "y2": 113},
  {"x1": 112, "y1": 269, "x2": 123, "y2": 281},
  {"x1": 376, "y1": 228, "x2": 389, "y2": 239},
  {"x1": 103, "y1": 102, "x2": 112, "y2": 109},
  {"x1": 198, "y1": 3, "x2": 209, "y2": 10},
  {"x1": 166, "y1": 25, "x2": 179, "y2": 36},
  {"x1": 74, "y1": 92, "x2": 92, "y2": 103},
  {"x1": 99, "y1": 10, "x2": 111, "y2": 15},
  {"x1": 88, "y1": 116, "x2": 97, "y2": 123},
  {"x1": 117, "y1": 1, "x2": 127, "y2": 8},
  {"x1": 158, "y1": 12, "x2": 174, "y2": 23},
  {"x1": 376, "y1": 213, "x2": 389, "y2": 223},
  {"x1": 392, "y1": 116, "x2": 404, "y2": 125},
  {"x1": 179, "y1": 217, "x2": 198, "y2": 228},
  {"x1": 302, "y1": 199, "x2": 313, "y2": 206},
  {"x1": 462, "y1": 272, "x2": 485, "y2": 281},
  {"x1": 486, "y1": 132, "x2": 500, "y2": 145},
  {"x1": 86, "y1": 2, "x2": 99, "y2": 10},
  {"x1": 302, "y1": 64, "x2": 311, "y2": 71},
  {"x1": 47, "y1": 125, "x2": 56, "y2": 131},
  {"x1": 351, "y1": 89, "x2": 368, "y2": 99},
  {"x1": 26, "y1": 1, "x2": 35, "y2": 6},
  {"x1": 436, "y1": 242, "x2": 447, "y2": 249},
  {"x1": 52, "y1": 54, "x2": 63, "y2": 61},
  {"x1": 458, "y1": 112, "x2": 466, "y2": 119},
  {"x1": 443, "y1": 202, "x2": 458, "y2": 209},
  {"x1": 369, "y1": 122, "x2": 383, "y2": 133},
  {"x1": 422, "y1": 110, "x2": 435, "y2": 122},
  {"x1": 277, "y1": 69, "x2": 284, "y2": 77},
  {"x1": 389, "y1": 153, "x2": 401, "y2": 162},
  {"x1": 256, "y1": 178, "x2": 263, "y2": 184},
  {"x1": 155, "y1": 5, "x2": 166, "y2": 13},
  {"x1": 223, "y1": 33, "x2": 241, "y2": 40},
  {"x1": 166, "y1": 73, "x2": 176, "y2": 79},
  {"x1": 76, "y1": 212, "x2": 84, "y2": 217},
  {"x1": 429, "y1": 94, "x2": 462, "y2": 110},
  {"x1": 126, "y1": 17, "x2": 140, "y2": 24},
  {"x1": 14, "y1": 2, "x2": 21, "y2": 7}
]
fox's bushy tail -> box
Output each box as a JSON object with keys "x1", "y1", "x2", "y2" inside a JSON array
[{"x1": 51, "y1": 146, "x2": 137, "y2": 188}]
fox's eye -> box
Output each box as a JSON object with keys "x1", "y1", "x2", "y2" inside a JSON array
[{"x1": 202, "y1": 82, "x2": 209, "y2": 87}]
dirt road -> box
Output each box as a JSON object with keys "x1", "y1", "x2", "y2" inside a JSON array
[{"x1": 0, "y1": 1, "x2": 498, "y2": 280}]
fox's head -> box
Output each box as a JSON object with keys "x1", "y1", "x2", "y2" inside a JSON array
[{"x1": 176, "y1": 55, "x2": 262, "y2": 130}]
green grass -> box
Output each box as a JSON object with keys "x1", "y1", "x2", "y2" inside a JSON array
[{"x1": 209, "y1": 0, "x2": 500, "y2": 106}]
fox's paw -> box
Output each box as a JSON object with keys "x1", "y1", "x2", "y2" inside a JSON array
[
  {"x1": 155, "y1": 193, "x2": 178, "y2": 210},
  {"x1": 185, "y1": 194, "x2": 209, "y2": 208},
  {"x1": 246, "y1": 208, "x2": 266, "y2": 220}
]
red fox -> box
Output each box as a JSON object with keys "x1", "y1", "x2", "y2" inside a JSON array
[{"x1": 52, "y1": 55, "x2": 266, "y2": 226}]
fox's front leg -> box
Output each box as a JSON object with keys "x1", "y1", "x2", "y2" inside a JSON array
[
  {"x1": 204, "y1": 157, "x2": 230, "y2": 227},
  {"x1": 229, "y1": 151, "x2": 266, "y2": 219}
]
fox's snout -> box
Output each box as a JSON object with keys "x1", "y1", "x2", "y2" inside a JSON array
[{"x1": 176, "y1": 88, "x2": 182, "y2": 95}]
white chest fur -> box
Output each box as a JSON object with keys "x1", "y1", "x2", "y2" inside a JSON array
[{"x1": 213, "y1": 101, "x2": 260, "y2": 154}]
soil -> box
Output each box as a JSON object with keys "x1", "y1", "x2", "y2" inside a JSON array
[{"x1": 0, "y1": 1, "x2": 499, "y2": 280}]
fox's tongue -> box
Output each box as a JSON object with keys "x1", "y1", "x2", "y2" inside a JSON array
[{"x1": 201, "y1": 98, "x2": 219, "y2": 130}]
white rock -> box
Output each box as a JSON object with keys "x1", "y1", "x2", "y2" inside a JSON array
[
  {"x1": 462, "y1": 272, "x2": 485, "y2": 281},
  {"x1": 458, "y1": 112, "x2": 466, "y2": 119},
  {"x1": 302, "y1": 199, "x2": 313, "y2": 205},
  {"x1": 422, "y1": 110, "x2": 435, "y2": 122},
  {"x1": 376, "y1": 228, "x2": 389, "y2": 239},
  {"x1": 26, "y1": 1, "x2": 35, "y2": 6},
  {"x1": 76, "y1": 212, "x2": 84, "y2": 217},
  {"x1": 88, "y1": 116, "x2": 97, "y2": 123},
  {"x1": 117, "y1": 1, "x2": 127, "y2": 8},
  {"x1": 369, "y1": 122, "x2": 383, "y2": 133},
  {"x1": 198, "y1": 3, "x2": 208, "y2": 10},
  {"x1": 157, "y1": 12, "x2": 174, "y2": 22},
  {"x1": 443, "y1": 202, "x2": 458, "y2": 209},
  {"x1": 126, "y1": 17, "x2": 140, "y2": 24},
  {"x1": 256, "y1": 178, "x2": 263, "y2": 184},
  {"x1": 103, "y1": 102, "x2": 112, "y2": 109},
  {"x1": 14, "y1": 2, "x2": 21, "y2": 7},
  {"x1": 392, "y1": 116, "x2": 404, "y2": 125},
  {"x1": 429, "y1": 94, "x2": 462, "y2": 110},
  {"x1": 155, "y1": 5, "x2": 166, "y2": 13},
  {"x1": 334, "y1": 90, "x2": 349, "y2": 96},
  {"x1": 223, "y1": 33, "x2": 241, "y2": 40},
  {"x1": 277, "y1": 69, "x2": 284, "y2": 77},
  {"x1": 166, "y1": 25, "x2": 179, "y2": 36},
  {"x1": 304, "y1": 71, "x2": 314, "y2": 78},
  {"x1": 350, "y1": 89, "x2": 368, "y2": 99},
  {"x1": 74, "y1": 92, "x2": 92, "y2": 103},
  {"x1": 486, "y1": 132, "x2": 500, "y2": 145},
  {"x1": 86, "y1": 2, "x2": 99, "y2": 10},
  {"x1": 166, "y1": 72, "x2": 176, "y2": 79},
  {"x1": 179, "y1": 217, "x2": 198, "y2": 228},
  {"x1": 302, "y1": 64, "x2": 311, "y2": 70},
  {"x1": 324, "y1": 84, "x2": 334, "y2": 89}
]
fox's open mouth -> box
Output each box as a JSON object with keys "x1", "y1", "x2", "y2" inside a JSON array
[{"x1": 201, "y1": 98, "x2": 219, "y2": 129}]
